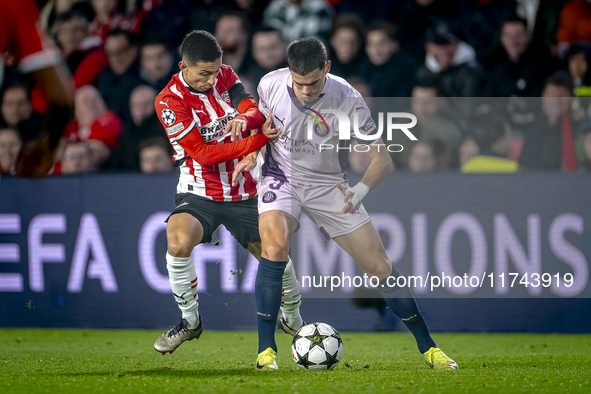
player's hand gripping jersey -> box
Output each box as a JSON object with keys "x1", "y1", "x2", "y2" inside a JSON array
[
  {"x1": 155, "y1": 65, "x2": 268, "y2": 202},
  {"x1": 256, "y1": 68, "x2": 377, "y2": 185}
]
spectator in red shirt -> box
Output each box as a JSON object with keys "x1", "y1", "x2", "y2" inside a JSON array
[{"x1": 62, "y1": 85, "x2": 122, "y2": 169}]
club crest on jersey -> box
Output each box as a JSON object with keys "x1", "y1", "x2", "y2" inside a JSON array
[
  {"x1": 313, "y1": 120, "x2": 329, "y2": 137},
  {"x1": 262, "y1": 191, "x2": 276, "y2": 203},
  {"x1": 161, "y1": 109, "x2": 176, "y2": 126},
  {"x1": 221, "y1": 91, "x2": 231, "y2": 103}
]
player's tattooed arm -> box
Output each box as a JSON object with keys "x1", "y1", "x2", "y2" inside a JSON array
[{"x1": 336, "y1": 138, "x2": 394, "y2": 213}]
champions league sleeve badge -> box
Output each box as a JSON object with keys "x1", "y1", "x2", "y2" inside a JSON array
[{"x1": 161, "y1": 109, "x2": 176, "y2": 126}]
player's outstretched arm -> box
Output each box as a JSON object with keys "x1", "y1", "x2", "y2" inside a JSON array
[
  {"x1": 176, "y1": 126, "x2": 269, "y2": 166},
  {"x1": 156, "y1": 94, "x2": 273, "y2": 166},
  {"x1": 336, "y1": 138, "x2": 394, "y2": 213}
]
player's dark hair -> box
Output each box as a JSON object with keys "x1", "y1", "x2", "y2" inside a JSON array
[
  {"x1": 287, "y1": 38, "x2": 328, "y2": 76},
  {"x1": 181, "y1": 30, "x2": 223, "y2": 66},
  {"x1": 367, "y1": 21, "x2": 398, "y2": 42},
  {"x1": 543, "y1": 70, "x2": 574, "y2": 95}
]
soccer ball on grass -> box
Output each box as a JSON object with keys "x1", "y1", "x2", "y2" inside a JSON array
[{"x1": 291, "y1": 322, "x2": 343, "y2": 370}]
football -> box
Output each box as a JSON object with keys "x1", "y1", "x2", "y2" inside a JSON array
[{"x1": 291, "y1": 322, "x2": 343, "y2": 370}]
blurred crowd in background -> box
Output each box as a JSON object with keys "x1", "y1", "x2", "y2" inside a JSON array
[{"x1": 2, "y1": 0, "x2": 591, "y2": 176}]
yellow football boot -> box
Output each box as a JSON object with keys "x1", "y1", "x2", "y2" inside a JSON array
[
  {"x1": 423, "y1": 347, "x2": 458, "y2": 370},
  {"x1": 256, "y1": 347, "x2": 279, "y2": 371}
]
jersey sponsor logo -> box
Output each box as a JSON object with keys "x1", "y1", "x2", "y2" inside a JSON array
[
  {"x1": 278, "y1": 135, "x2": 320, "y2": 155},
  {"x1": 161, "y1": 109, "x2": 176, "y2": 126},
  {"x1": 166, "y1": 122, "x2": 185, "y2": 135},
  {"x1": 262, "y1": 191, "x2": 277, "y2": 203},
  {"x1": 198, "y1": 114, "x2": 235, "y2": 143}
]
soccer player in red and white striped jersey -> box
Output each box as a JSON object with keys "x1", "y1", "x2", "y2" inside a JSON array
[
  {"x1": 155, "y1": 58, "x2": 267, "y2": 201},
  {"x1": 152, "y1": 31, "x2": 303, "y2": 355}
]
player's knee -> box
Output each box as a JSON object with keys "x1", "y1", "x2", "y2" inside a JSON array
[
  {"x1": 167, "y1": 233, "x2": 195, "y2": 258},
  {"x1": 262, "y1": 242, "x2": 290, "y2": 262},
  {"x1": 368, "y1": 260, "x2": 393, "y2": 281}
]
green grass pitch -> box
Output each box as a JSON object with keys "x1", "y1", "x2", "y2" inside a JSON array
[{"x1": 1, "y1": 329, "x2": 590, "y2": 393}]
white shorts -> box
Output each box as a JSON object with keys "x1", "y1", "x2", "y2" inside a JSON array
[{"x1": 257, "y1": 177, "x2": 371, "y2": 241}]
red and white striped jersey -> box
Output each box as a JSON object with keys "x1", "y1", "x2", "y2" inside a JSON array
[{"x1": 155, "y1": 65, "x2": 267, "y2": 202}]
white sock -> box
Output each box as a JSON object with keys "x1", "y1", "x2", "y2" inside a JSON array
[
  {"x1": 281, "y1": 258, "x2": 303, "y2": 329},
  {"x1": 166, "y1": 252, "x2": 199, "y2": 329}
]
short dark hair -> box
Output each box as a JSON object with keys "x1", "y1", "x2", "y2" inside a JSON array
[
  {"x1": 543, "y1": 70, "x2": 574, "y2": 94},
  {"x1": 141, "y1": 38, "x2": 171, "y2": 54},
  {"x1": 3, "y1": 84, "x2": 31, "y2": 101},
  {"x1": 105, "y1": 28, "x2": 136, "y2": 47},
  {"x1": 54, "y1": 9, "x2": 88, "y2": 28},
  {"x1": 219, "y1": 10, "x2": 252, "y2": 35},
  {"x1": 367, "y1": 21, "x2": 398, "y2": 42},
  {"x1": 253, "y1": 26, "x2": 285, "y2": 42},
  {"x1": 139, "y1": 137, "x2": 172, "y2": 154},
  {"x1": 503, "y1": 15, "x2": 528, "y2": 30},
  {"x1": 181, "y1": 30, "x2": 223, "y2": 66},
  {"x1": 331, "y1": 14, "x2": 366, "y2": 42},
  {"x1": 287, "y1": 38, "x2": 328, "y2": 75}
]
